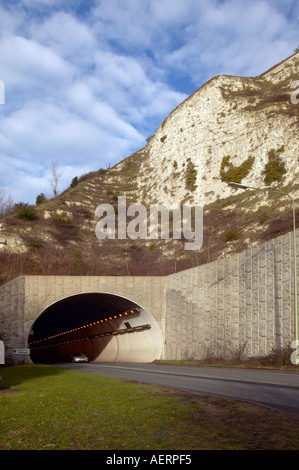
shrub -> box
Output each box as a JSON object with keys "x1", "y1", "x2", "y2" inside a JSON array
[
  {"x1": 221, "y1": 155, "x2": 230, "y2": 170},
  {"x1": 148, "y1": 243, "x2": 156, "y2": 251},
  {"x1": 71, "y1": 249, "x2": 84, "y2": 275},
  {"x1": 36, "y1": 193, "x2": 47, "y2": 205},
  {"x1": 220, "y1": 155, "x2": 255, "y2": 183},
  {"x1": 29, "y1": 239, "x2": 43, "y2": 248},
  {"x1": 70, "y1": 176, "x2": 78, "y2": 188},
  {"x1": 15, "y1": 203, "x2": 38, "y2": 221},
  {"x1": 53, "y1": 213, "x2": 74, "y2": 225},
  {"x1": 224, "y1": 229, "x2": 240, "y2": 242},
  {"x1": 185, "y1": 158, "x2": 197, "y2": 191},
  {"x1": 264, "y1": 146, "x2": 287, "y2": 186}
]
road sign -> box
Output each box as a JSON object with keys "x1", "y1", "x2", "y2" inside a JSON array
[
  {"x1": 0, "y1": 341, "x2": 4, "y2": 364},
  {"x1": 13, "y1": 348, "x2": 30, "y2": 355}
]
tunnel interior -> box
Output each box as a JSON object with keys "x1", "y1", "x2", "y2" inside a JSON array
[{"x1": 28, "y1": 293, "x2": 163, "y2": 364}]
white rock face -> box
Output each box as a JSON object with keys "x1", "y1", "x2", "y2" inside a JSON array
[
  {"x1": 44, "y1": 211, "x2": 51, "y2": 220},
  {"x1": 138, "y1": 53, "x2": 299, "y2": 208},
  {"x1": 0, "y1": 53, "x2": 298, "y2": 257}
]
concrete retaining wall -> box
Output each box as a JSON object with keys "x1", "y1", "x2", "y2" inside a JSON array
[
  {"x1": 0, "y1": 228, "x2": 298, "y2": 363},
  {"x1": 23, "y1": 276, "x2": 166, "y2": 345},
  {"x1": 0, "y1": 276, "x2": 25, "y2": 357},
  {"x1": 164, "y1": 229, "x2": 298, "y2": 360}
]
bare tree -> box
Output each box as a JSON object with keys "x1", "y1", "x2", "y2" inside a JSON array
[
  {"x1": 48, "y1": 161, "x2": 64, "y2": 197},
  {"x1": 0, "y1": 186, "x2": 14, "y2": 216}
]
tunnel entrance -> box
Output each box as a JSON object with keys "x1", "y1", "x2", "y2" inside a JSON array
[{"x1": 28, "y1": 293, "x2": 164, "y2": 364}]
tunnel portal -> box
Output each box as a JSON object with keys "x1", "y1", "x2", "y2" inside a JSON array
[{"x1": 28, "y1": 292, "x2": 164, "y2": 364}]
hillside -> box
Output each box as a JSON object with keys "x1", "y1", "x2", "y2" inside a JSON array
[{"x1": 0, "y1": 52, "x2": 298, "y2": 285}]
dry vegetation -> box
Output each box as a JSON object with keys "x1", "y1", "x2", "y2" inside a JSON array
[
  {"x1": 0, "y1": 54, "x2": 298, "y2": 285},
  {"x1": 0, "y1": 165, "x2": 298, "y2": 286}
]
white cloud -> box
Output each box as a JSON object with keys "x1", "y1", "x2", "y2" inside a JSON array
[
  {"x1": 20, "y1": 0, "x2": 79, "y2": 10},
  {"x1": 86, "y1": 50, "x2": 186, "y2": 127},
  {"x1": 0, "y1": 35, "x2": 74, "y2": 114},
  {"x1": 0, "y1": 4, "x2": 24, "y2": 37},
  {"x1": 92, "y1": 0, "x2": 153, "y2": 50},
  {"x1": 0, "y1": 0, "x2": 297, "y2": 204},
  {"x1": 30, "y1": 11, "x2": 97, "y2": 66},
  {"x1": 158, "y1": 0, "x2": 298, "y2": 85},
  {"x1": 2, "y1": 98, "x2": 144, "y2": 166}
]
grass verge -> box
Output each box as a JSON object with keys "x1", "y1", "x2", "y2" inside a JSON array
[{"x1": 0, "y1": 365, "x2": 299, "y2": 450}]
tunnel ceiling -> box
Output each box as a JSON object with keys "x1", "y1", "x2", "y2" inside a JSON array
[
  {"x1": 30, "y1": 293, "x2": 138, "y2": 341},
  {"x1": 28, "y1": 291, "x2": 163, "y2": 365}
]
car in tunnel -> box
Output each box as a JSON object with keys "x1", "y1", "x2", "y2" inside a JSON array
[{"x1": 70, "y1": 353, "x2": 88, "y2": 363}]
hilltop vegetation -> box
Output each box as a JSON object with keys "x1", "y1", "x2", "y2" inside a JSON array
[{"x1": 0, "y1": 53, "x2": 298, "y2": 285}]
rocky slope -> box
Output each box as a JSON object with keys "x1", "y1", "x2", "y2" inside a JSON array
[
  {"x1": 135, "y1": 51, "x2": 298, "y2": 207},
  {"x1": 0, "y1": 52, "x2": 298, "y2": 284}
]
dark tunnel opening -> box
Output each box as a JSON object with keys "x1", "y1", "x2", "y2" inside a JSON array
[{"x1": 28, "y1": 293, "x2": 163, "y2": 364}]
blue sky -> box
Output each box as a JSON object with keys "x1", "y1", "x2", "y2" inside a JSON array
[{"x1": 0, "y1": 0, "x2": 298, "y2": 204}]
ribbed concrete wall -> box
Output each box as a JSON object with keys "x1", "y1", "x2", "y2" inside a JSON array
[
  {"x1": 0, "y1": 228, "x2": 298, "y2": 363},
  {"x1": 1, "y1": 276, "x2": 166, "y2": 364},
  {"x1": 22, "y1": 276, "x2": 166, "y2": 345},
  {"x1": 0, "y1": 276, "x2": 25, "y2": 358},
  {"x1": 164, "y1": 229, "x2": 299, "y2": 360}
]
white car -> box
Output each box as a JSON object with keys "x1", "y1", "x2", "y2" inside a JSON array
[{"x1": 70, "y1": 353, "x2": 88, "y2": 363}]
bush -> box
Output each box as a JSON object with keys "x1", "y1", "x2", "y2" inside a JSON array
[
  {"x1": 70, "y1": 176, "x2": 78, "y2": 188},
  {"x1": 264, "y1": 146, "x2": 287, "y2": 186},
  {"x1": 185, "y1": 158, "x2": 197, "y2": 191},
  {"x1": 29, "y1": 239, "x2": 43, "y2": 249},
  {"x1": 15, "y1": 203, "x2": 38, "y2": 221},
  {"x1": 220, "y1": 155, "x2": 255, "y2": 183},
  {"x1": 224, "y1": 229, "x2": 240, "y2": 242},
  {"x1": 36, "y1": 193, "x2": 47, "y2": 205},
  {"x1": 53, "y1": 213, "x2": 74, "y2": 225}
]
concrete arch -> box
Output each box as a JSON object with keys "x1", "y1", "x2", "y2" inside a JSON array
[
  {"x1": 2, "y1": 224, "x2": 297, "y2": 367},
  {"x1": 28, "y1": 291, "x2": 164, "y2": 364}
]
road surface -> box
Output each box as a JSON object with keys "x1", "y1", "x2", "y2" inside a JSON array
[{"x1": 58, "y1": 362, "x2": 299, "y2": 415}]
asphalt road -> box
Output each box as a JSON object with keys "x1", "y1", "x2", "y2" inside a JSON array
[{"x1": 58, "y1": 362, "x2": 299, "y2": 415}]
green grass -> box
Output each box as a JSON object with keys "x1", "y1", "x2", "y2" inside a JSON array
[
  {"x1": 1, "y1": 365, "x2": 299, "y2": 450},
  {"x1": 0, "y1": 365, "x2": 208, "y2": 451}
]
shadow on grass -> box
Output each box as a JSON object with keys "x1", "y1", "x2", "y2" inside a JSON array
[{"x1": 0, "y1": 364, "x2": 67, "y2": 389}]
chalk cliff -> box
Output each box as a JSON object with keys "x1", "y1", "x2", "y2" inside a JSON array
[{"x1": 0, "y1": 52, "x2": 298, "y2": 282}]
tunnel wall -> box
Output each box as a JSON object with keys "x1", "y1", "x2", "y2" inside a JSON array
[
  {"x1": 24, "y1": 276, "x2": 166, "y2": 359},
  {"x1": 0, "y1": 276, "x2": 25, "y2": 359},
  {"x1": 0, "y1": 228, "x2": 298, "y2": 364},
  {"x1": 86, "y1": 310, "x2": 164, "y2": 363},
  {"x1": 165, "y1": 229, "x2": 299, "y2": 360},
  {"x1": 0, "y1": 275, "x2": 166, "y2": 364}
]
